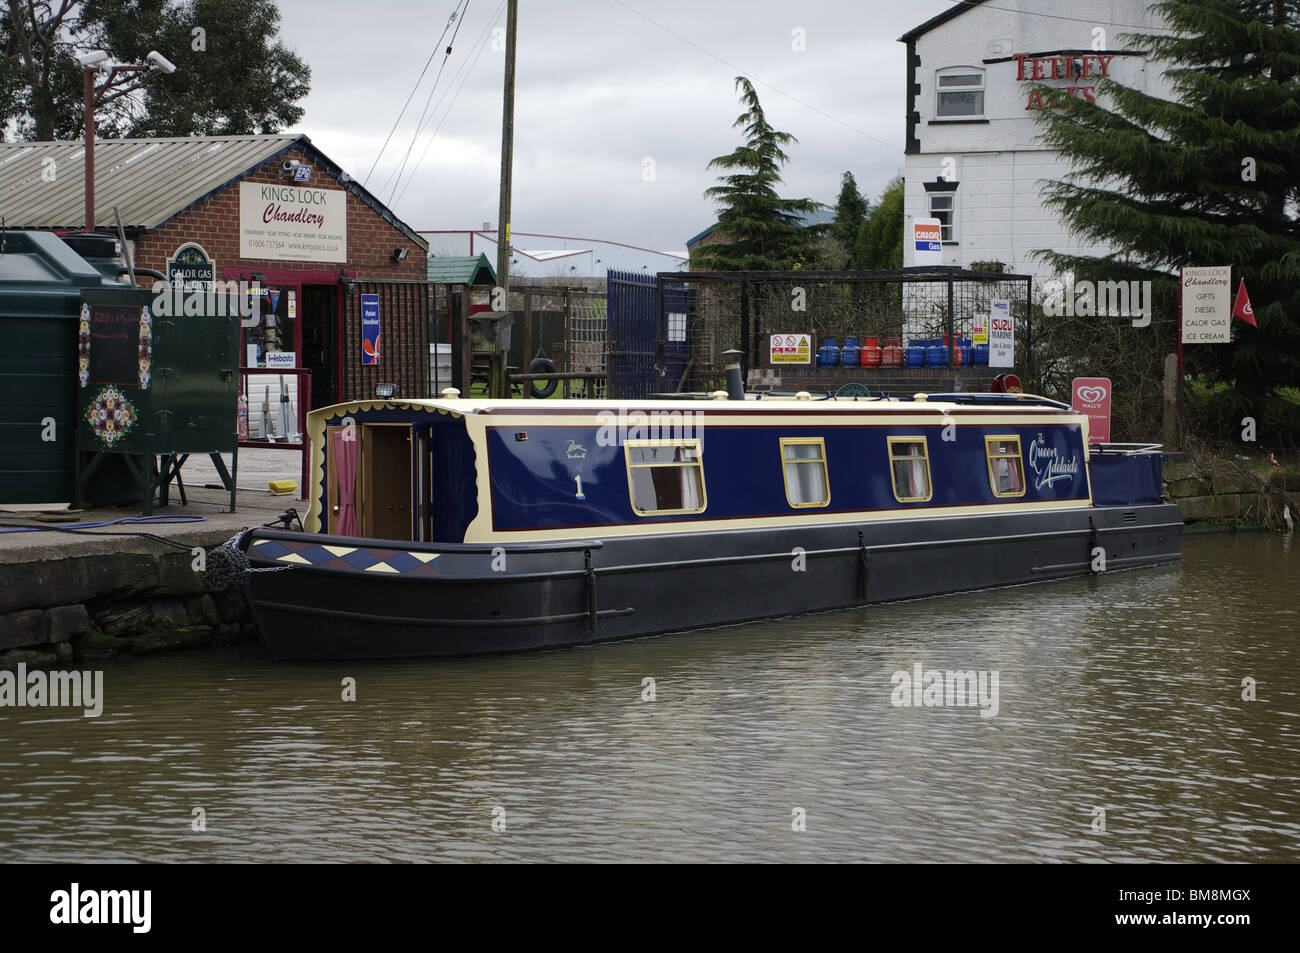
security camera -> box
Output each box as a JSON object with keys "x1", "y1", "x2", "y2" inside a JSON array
[
  {"x1": 76, "y1": 51, "x2": 110, "y2": 68},
  {"x1": 283, "y1": 159, "x2": 301, "y2": 171},
  {"x1": 146, "y1": 51, "x2": 177, "y2": 74}
]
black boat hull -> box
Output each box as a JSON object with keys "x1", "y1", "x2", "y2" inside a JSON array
[{"x1": 241, "y1": 503, "x2": 1183, "y2": 660}]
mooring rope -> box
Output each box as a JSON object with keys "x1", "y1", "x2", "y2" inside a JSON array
[{"x1": 203, "y1": 530, "x2": 293, "y2": 592}]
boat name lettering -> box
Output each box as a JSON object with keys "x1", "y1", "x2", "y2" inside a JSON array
[{"x1": 1027, "y1": 433, "x2": 1079, "y2": 489}]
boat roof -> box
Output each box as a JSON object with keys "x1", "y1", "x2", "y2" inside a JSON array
[{"x1": 309, "y1": 393, "x2": 1082, "y2": 419}]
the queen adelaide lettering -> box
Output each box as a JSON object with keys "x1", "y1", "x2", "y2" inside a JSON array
[{"x1": 1027, "y1": 432, "x2": 1080, "y2": 490}]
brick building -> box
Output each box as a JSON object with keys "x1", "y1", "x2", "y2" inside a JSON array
[{"x1": 0, "y1": 134, "x2": 430, "y2": 430}]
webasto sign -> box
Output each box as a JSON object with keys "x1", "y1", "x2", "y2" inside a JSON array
[{"x1": 239, "y1": 182, "x2": 347, "y2": 263}]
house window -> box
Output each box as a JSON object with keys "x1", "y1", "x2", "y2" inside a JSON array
[
  {"x1": 929, "y1": 192, "x2": 955, "y2": 242},
  {"x1": 986, "y1": 436, "x2": 1026, "y2": 498},
  {"x1": 625, "y1": 440, "x2": 706, "y2": 515},
  {"x1": 888, "y1": 437, "x2": 932, "y2": 503},
  {"x1": 780, "y1": 438, "x2": 829, "y2": 507},
  {"x1": 936, "y1": 69, "x2": 985, "y2": 118}
]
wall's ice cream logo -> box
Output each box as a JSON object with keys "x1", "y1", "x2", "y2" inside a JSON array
[{"x1": 1071, "y1": 377, "x2": 1112, "y2": 443}]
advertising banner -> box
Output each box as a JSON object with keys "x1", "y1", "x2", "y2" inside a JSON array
[
  {"x1": 989, "y1": 299, "x2": 1014, "y2": 368},
  {"x1": 1181, "y1": 266, "x2": 1231, "y2": 343},
  {"x1": 361, "y1": 293, "x2": 381, "y2": 365}
]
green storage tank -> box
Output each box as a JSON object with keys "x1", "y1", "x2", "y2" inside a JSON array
[{"x1": 0, "y1": 230, "x2": 109, "y2": 504}]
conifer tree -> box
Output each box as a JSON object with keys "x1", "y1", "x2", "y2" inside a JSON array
[
  {"x1": 694, "y1": 77, "x2": 824, "y2": 271},
  {"x1": 831, "y1": 171, "x2": 869, "y2": 268},
  {"x1": 1031, "y1": 0, "x2": 1299, "y2": 403}
]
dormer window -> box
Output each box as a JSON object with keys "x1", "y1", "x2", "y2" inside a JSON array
[{"x1": 936, "y1": 68, "x2": 985, "y2": 118}]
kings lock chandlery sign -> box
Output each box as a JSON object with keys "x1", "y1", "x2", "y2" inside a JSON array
[{"x1": 239, "y1": 182, "x2": 348, "y2": 263}]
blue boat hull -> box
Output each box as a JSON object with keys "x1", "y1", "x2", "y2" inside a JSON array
[{"x1": 242, "y1": 503, "x2": 1183, "y2": 660}]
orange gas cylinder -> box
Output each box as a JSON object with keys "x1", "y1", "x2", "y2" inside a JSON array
[
  {"x1": 880, "y1": 337, "x2": 903, "y2": 367},
  {"x1": 860, "y1": 336, "x2": 882, "y2": 367}
]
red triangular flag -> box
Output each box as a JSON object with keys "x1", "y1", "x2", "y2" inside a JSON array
[{"x1": 1233, "y1": 279, "x2": 1256, "y2": 327}]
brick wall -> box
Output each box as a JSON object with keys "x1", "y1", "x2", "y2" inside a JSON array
[{"x1": 132, "y1": 147, "x2": 429, "y2": 400}]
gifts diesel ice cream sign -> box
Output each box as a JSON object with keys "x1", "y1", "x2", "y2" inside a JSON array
[{"x1": 239, "y1": 182, "x2": 347, "y2": 263}]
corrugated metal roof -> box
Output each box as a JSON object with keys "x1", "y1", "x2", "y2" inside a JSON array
[
  {"x1": 426, "y1": 253, "x2": 496, "y2": 286},
  {"x1": 0, "y1": 135, "x2": 298, "y2": 230},
  {"x1": 0, "y1": 134, "x2": 427, "y2": 249}
]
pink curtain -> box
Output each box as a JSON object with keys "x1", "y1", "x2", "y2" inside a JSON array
[{"x1": 332, "y1": 430, "x2": 358, "y2": 536}]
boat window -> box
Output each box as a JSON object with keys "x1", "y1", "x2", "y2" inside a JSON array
[
  {"x1": 986, "y1": 435, "x2": 1026, "y2": 498},
  {"x1": 780, "y1": 438, "x2": 830, "y2": 507},
  {"x1": 625, "y1": 440, "x2": 707, "y2": 515},
  {"x1": 887, "y1": 437, "x2": 932, "y2": 503}
]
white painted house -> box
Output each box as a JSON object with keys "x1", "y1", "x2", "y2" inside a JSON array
[{"x1": 899, "y1": 0, "x2": 1175, "y2": 282}]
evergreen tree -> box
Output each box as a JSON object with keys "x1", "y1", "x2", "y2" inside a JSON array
[
  {"x1": 854, "y1": 177, "x2": 904, "y2": 269},
  {"x1": 694, "y1": 77, "x2": 824, "y2": 271},
  {"x1": 1031, "y1": 0, "x2": 1300, "y2": 403},
  {"x1": 831, "y1": 171, "x2": 869, "y2": 268}
]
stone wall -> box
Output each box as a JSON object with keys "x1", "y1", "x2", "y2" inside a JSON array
[
  {"x1": 0, "y1": 540, "x2": 254, "y2": 671},
  {"x1": 1165, "y1": 456, "x2": 1298, "y2": 528}
]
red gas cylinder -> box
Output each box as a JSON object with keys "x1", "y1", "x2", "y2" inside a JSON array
[
  {"x1": 880, "y1": 337, "x2": 903, "y2": 367},
  {"x1": 860, "y1": 336, "x2": 882, "y2": 367},
  {"x1": 951, "y1": 337, "x2": 963, "y2": 366}
]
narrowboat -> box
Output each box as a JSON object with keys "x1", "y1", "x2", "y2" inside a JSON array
[{"x1": 235, "y1": 390, "x2": 1181, "y2": 660}]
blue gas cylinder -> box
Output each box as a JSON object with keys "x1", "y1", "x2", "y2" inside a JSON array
[
  {"x1": 972, "y1": 342, "x2": 989, "y2": 365},
  {"x1": 817, "y1": 337, "x2": 841, "y2": 367},
  {"x1": 905, "y1": 340, "x2": 926, "y2": 368},
  {"x1": 840, "y1": 337, "x2": 860, "y2": 366},
  {"x1": 926, "y1": 339, "x2": 948, "y2": 367}
]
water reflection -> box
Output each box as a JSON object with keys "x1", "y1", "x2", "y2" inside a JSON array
[{"x1": 1, "y1": 533, "x2": 1296, "y2": 862}]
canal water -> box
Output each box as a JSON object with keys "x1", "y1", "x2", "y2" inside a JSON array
[{"x1": 1, "y1": 532, "x2": 1296, "y2": 863}]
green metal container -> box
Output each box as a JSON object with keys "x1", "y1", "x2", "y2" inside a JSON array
[{"x1": 0, "y1": 230, "x2": 105, "y2": 504}]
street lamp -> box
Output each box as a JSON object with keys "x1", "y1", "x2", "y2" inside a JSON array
[{"x1": 82, "y1": 50, "x2": 178, "y2": 232}]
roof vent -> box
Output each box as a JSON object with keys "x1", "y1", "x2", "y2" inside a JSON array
[
  {"x1": 794, "y1": 391, "x2": 812, "y2": 401},
  {"x1": 440, "y1": 387, "x2": 461, "y2": 400}
]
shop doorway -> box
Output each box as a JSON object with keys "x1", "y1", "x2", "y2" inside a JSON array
[{"x1": 301, "y1": 284, "x2": 340, "y2": 411}]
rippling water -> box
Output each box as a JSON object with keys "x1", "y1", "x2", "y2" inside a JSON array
[{"x1": 1, "y1": 532, "x2": 1297, "y2": 862}]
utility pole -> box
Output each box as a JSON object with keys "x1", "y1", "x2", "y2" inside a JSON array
[
  {"x1": 496, "y1": 0, "x2": 517, "y2": 291},
  {"x1": 491, "y1": 0, "x2": 519, "y2": 399}
]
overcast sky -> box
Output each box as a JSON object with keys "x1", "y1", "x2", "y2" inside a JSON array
[{"x1": 277, "y1": 0, "x2": 953, "y2": 275}]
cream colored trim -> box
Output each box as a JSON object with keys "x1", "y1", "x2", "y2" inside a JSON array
[{"x1": 779, "y1": 437, "x2": 830, "y2": 508}]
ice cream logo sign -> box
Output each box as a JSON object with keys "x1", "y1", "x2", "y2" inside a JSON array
[{"x1": 1027, "y1": 433, "x2": 1080, "y2": 491}]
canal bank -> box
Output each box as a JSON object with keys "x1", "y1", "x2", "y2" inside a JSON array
[
  {"x1": 0, "y1": 481, "x2": 284, "y2": 669},
  {"x1": 0, "y1": 450, "x2": 1295, "y2": 670}
]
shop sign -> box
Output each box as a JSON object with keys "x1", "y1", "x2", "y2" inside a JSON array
[
  {"x1": 912, "y1": 217, "x2": 942, "y2": 266},
  {"x1": 239, "y1": 182, "x2": 347, "y2": 263},
  {"x1": 1181, "y1": 265, "x2": 1231, "y2": 343},
  {"x1": 989, "y1": 299, "x2": 1014, "y2": 368},
  {"x1": 165, "y1": 243, "x2": 215, "y2": 291},
  {"x1": 1014, "y1": 52, "x2": 1115, "y2": 110}
]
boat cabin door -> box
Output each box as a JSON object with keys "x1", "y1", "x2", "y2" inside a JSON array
[{"x1": 326, "y1": 423, "x2": 413, "y2": 541}]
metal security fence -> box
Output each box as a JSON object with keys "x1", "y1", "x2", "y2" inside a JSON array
[
  {"x1": 345, "y1": 279, "x2": 432, "y2": 401},
  {"x1": 654, "y1": 268, "x2": 1034, "y2": 393}
]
